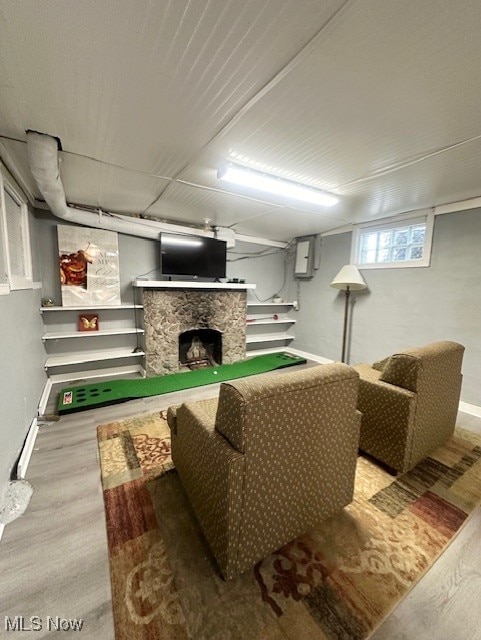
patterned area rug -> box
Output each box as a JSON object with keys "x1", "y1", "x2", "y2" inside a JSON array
[{"x1": 97, "y1": 412, "x2": 481, "y2": 640}]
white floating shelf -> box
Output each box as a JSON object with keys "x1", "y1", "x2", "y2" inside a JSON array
[
  {"x1": 48, "y1": 364, "x2": 146, "y2": 385},
  {"x1": 246, "y1": 347, "x2": 292, "y2": 357},
  {"x1": 40, "y1": 304, "x2": 142, "y2": 313},
  {"x1": 247, "y1": 302, "x2": 293, "y2": 307},
  {"x1": 246, "y1": 333, "x2": 295, "y2": 344},
  {"x1": 42, "y1": 328, "x2": 144, "y2": 341},
  {"x1": 45, "y1": 348, "x2": 145, "y2": 369},
  {"x1": 246, "y1": 318, "x2": 296, "y2": 326}
]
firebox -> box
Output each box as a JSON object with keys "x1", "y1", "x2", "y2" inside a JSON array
[{"x1": 179, "y1": 329, "x2": 222, "y2": 370}]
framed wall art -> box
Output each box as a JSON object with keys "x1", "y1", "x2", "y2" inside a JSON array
[
  {"x1": 57, "y1": 225, "x2": 121, "y2": 306},
  {"x1": 78, "y1": 313, "x2": 99, "y2": 331}
]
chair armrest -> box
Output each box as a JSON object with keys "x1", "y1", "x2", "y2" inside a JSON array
[
  {"x1": 355, "y1": 365, "x2": 417, "y2": 472},
  {"x1": 166, "y1": 404, "x2": 180, "y2": 434},
  {"x1": 170, "y1": 399, "x2": 245, "y2": 578}
]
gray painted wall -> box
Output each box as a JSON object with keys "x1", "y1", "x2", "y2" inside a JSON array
[
  {"x1": 287, "y1": 208, "x2": 481, "y2": 406},
  {"x1": 35, "y1": 212, "x2": 288, "y2": 304},
  {"x1": 0, "y1": 209, "x2": 46, "y2": 507}
]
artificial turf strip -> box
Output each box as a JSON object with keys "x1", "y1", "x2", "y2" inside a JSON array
[{"x1": 57, "y1": 351, "x2": 307, "y2": 414}]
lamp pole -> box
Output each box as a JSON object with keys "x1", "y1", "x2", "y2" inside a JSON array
[{"x1": 341, "y1": 286, "x2": 351, "y2": 363}]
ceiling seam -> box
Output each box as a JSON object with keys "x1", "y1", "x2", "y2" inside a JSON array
[
  {"x1": 338, "y1": 132, "x2": 481, "y2": 190},
  {"x1": 175, "y1": 179, "x2": 284, "y2": 208}
]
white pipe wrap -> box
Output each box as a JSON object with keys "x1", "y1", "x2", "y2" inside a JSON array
[{"x1": 26, "y1": 131, "x2": 287, "y2": 247}]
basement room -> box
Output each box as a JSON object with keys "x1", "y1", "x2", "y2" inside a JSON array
[{"x1": 1, "y1": 1, "x2": 480, "y2": 639}]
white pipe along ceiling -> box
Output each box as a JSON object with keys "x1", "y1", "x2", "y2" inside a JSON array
[{"x1": 26, "y1": 131, "x2": 285, "y2": 248}]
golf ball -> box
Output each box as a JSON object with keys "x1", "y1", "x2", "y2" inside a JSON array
[{"x1": 213, "y1": 371, "x2": 218, "y2": 375}]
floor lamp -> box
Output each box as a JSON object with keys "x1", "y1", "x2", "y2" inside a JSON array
[{"x1": 330, "y1": 265, "x2": 367, "y2": 363}]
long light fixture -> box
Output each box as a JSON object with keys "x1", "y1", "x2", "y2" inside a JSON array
[{"x1": 217, "y1": 162, "x2": 339, "y2": 207}]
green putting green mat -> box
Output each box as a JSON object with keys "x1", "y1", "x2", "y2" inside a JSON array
[{"x1": 58, "y1": 352, "x2": 307, "y2": 414}]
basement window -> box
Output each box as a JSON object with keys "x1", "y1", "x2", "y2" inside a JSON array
[
  {"x1": 0, "y1": 166, "x2": 33, "y2": 292},
  {"x1": 351, "y1": 213, "x2": 433, "y2": 269}
]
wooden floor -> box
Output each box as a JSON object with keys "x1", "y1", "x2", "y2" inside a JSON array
[{"x1": 1, "y1": 377, "x2": 481, "y2": 640}]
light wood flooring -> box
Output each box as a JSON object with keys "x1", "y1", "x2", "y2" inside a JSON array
[{"x1": 1, "y1": 374, "x2": 480, "y2": 640}]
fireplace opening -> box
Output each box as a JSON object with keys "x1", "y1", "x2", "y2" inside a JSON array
[{"x1": 179, "y1": 329, "x2": 222, "y2": 370}]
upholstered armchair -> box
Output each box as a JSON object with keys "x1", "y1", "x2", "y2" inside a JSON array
[
  {"x1": 167, "y1": 363, "x2": 361, "y2": 580},
  {"x1": 354, "y1": 341, "x2": 464, "y2": 474}
]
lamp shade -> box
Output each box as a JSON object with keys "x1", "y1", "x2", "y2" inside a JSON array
[{"x1": 330, "y1": 264, "x2": 367, "y2": 291}]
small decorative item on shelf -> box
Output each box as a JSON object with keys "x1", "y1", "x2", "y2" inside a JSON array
[
  {"x1": 246, "y1": 314, "x2": 279, "y2": 323},
  {"x1": 272, "y1": 296, "x2": 282, "y2": 303},
  {"x1": 78, "y1": 313, "x2": 99, "y2": 332},
  {"x1": 41, "y1": 297, "x2": 56, "y2": 307}
]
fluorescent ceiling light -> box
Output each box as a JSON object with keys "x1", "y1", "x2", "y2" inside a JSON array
[{"x1": 217, "y1": 162, "x2": 339, "y2": 207}]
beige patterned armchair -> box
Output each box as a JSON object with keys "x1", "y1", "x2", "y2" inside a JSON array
[
  {"x1": 354, "y1": 341, "x2": 464, "y2": 474},
  {"x1": 167, "y1": 363, "x2": 361, "y2": 580}
]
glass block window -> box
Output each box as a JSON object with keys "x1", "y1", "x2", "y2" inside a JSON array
[{"x1": 352, "y1": 214, "x2": 433, "y2": 269}]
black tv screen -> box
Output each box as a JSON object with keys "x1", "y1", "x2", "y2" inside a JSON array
[{"x1": 160, "y1": 233, "x2": 227, "y2": 279}]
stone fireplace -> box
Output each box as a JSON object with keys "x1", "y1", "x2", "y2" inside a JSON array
[{"x1": 142, "y1": 287, "x2": 247, "y2": 376}]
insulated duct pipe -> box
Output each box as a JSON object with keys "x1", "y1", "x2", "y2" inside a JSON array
[
  {"x1": 26, "y1": 131, "x2": 286, "y2": 248},
  {"x1": 26, "y1": 130, "x2": 207, "y2": 240}
]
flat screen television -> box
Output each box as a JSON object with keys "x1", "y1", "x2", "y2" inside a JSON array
[{"x1": 160, "y1": 233, "x2": 227, "y2": 279}]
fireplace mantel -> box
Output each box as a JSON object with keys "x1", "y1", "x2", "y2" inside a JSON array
[{"x1": 133, "y1": 279, "x2": 256, "y2": 290}]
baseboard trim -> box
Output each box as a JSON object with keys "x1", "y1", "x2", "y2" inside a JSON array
[
  {"x1": 17, "y1": 418, "x2": 39, "y2": 479},
  {"x1": 38, "y1": 377, "x2": 53, "y2": 417},
  {"x1": 284, "y1": 347, "x2": 335, "y2": 365},
  {"x1": 458, "y1": 401, "x2": 481, "y2": 418},
  {"x1": 0, "y1": 418, "x2": 39, "y2": 543}
]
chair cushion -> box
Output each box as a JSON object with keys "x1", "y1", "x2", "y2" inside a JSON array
[{"x1": 379, "y1": 354, "x2": 420, "y2": 392}]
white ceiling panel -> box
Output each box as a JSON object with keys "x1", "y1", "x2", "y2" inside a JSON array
[
  {"x1": 58, "y1": 153, "x2": 170, "y2": 213},
  {"x1": 1, "y1": 0, "x2": 481, "y2": 241},
  {"x1": 0, "y1": 139, "x2": 42, "y2": 201},
  {"x1": 231, "y1": 209, "x2": 351, "y2": 242},
  {"x1": 341, "y1": 137, "x2": 481, "y2": 223},
  {"x1": 145, "y1": 180, "x2": 279, "y2": 228},
  {"x1": 0, "y1": 0, "x2": 345, "y2": 175},
  {"x1": 194, "y1": 0, "x2": 481, "y2": 192}
]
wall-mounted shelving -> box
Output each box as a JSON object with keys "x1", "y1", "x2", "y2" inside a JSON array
[
  {"x1": 44, "y1": 348, "x2": 145, "y2": 370},
  {"x1": 245, "y1": 301, "x2": 296, "y2": 354},
  {"x1": 246, "y1": 333, "x2": 295, "y2": 345},
  {"x1": 40, "y1": 304, "x2": 141, "y2": 313},
  {"x1": 246, "y1": 318, "x2": 296, "y2": 327},
  {"x1": 40, "y1": 304, "x2": 145, "y2": 382},
  {"x1": 42, "y1": 328, "x2": 144, "y2": 341},
  {"x1": 246, "y1": 302, "x2": 294, "y2": 309}
]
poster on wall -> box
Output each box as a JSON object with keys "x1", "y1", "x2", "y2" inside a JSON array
[{"x1": 57, "y1": 225, "x2": 121, "y2": 306}]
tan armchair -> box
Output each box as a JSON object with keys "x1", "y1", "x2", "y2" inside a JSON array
[
  {"x1": 167, "y1": 363, "x2": 361, "y2": 580},
  {"x1": 354, "y1": 341, "x2": 464, "y2": 474}
]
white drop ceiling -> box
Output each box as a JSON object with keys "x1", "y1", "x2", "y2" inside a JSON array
[{"x1": 1, "y1": 0, "x2": 481, "y2": 241}]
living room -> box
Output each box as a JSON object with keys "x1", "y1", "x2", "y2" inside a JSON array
[{"x1": 1, "y1": 1, "x2": 481, "y2": 639}]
